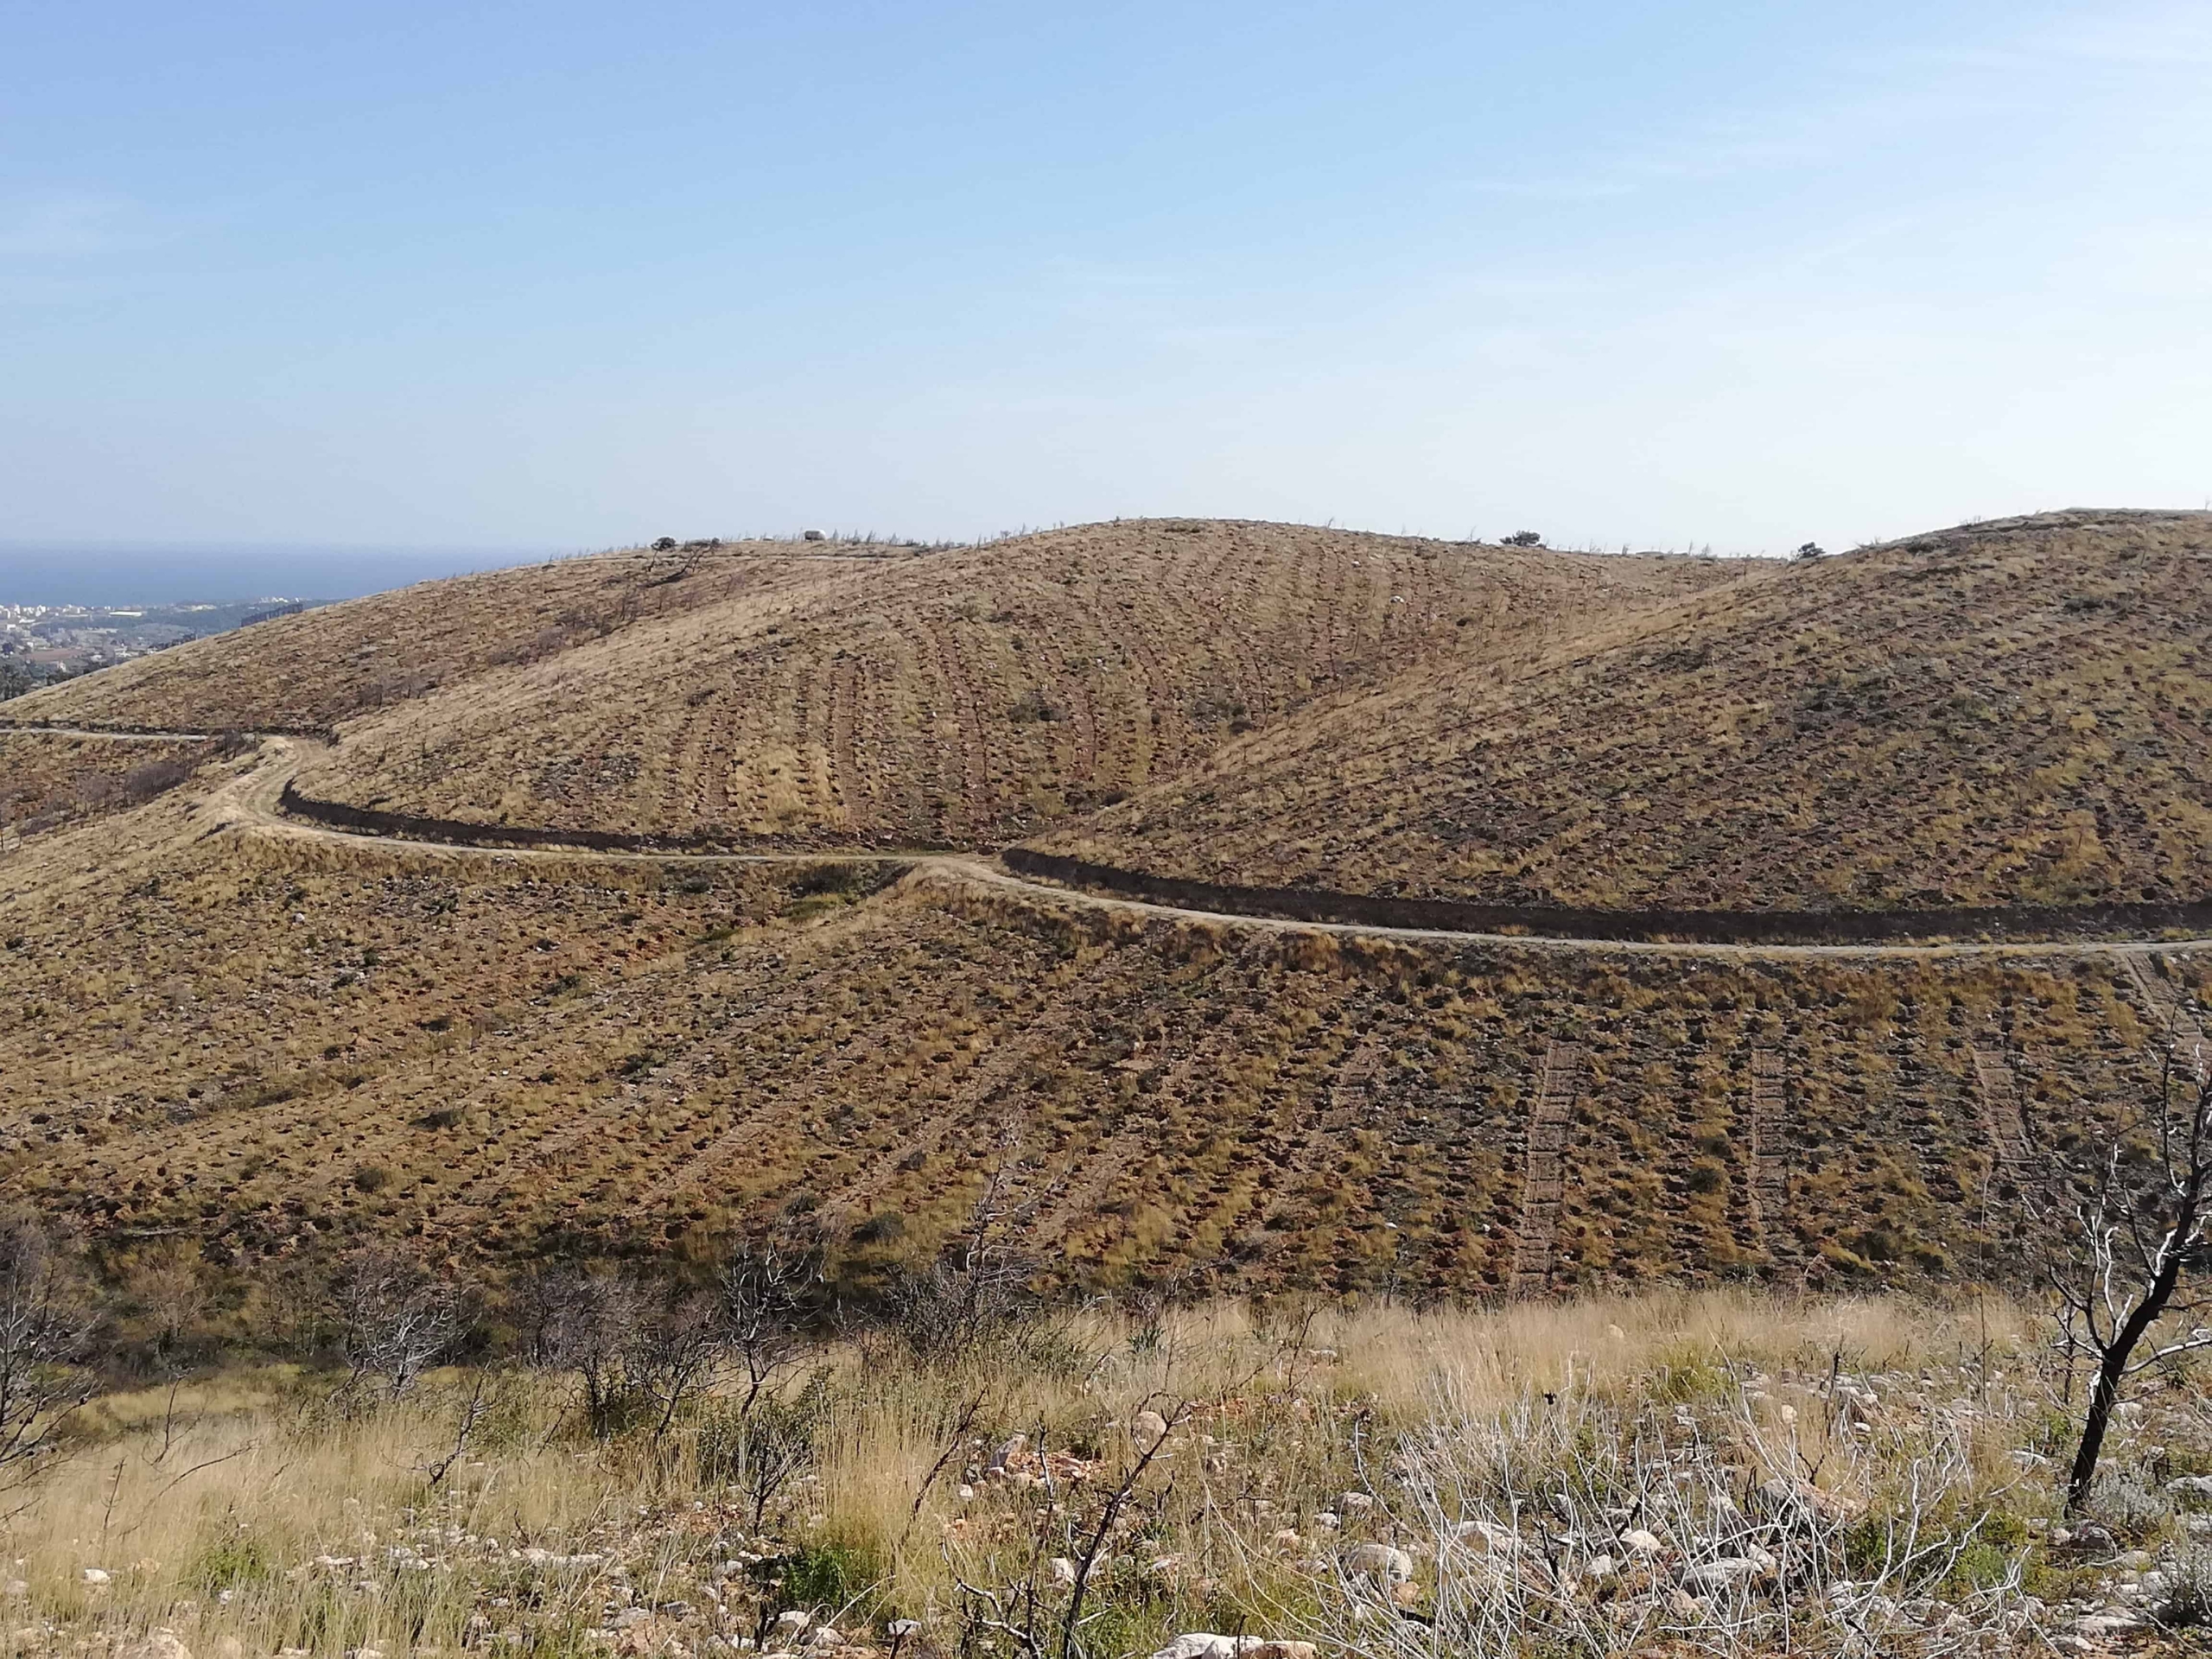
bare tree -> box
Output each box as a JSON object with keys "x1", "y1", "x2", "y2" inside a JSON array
[
  {"x1": 0, "y1": 1215, "x2": 93, "y2": 1483},
  {"x1": 530, "y1": 1267, "x2": 725, "y2": 1441},
  {"x1": 335, "y1": 1247, "x2": 474, "y2": 1401},
  {"x1": 720, "y1": 1240, "x2": 817, "y2": 1415},
  {"x1": 2044, "y1": 1024, "x2": 2212, "y2": 1511},
  {"x1": 889, "y1": 1156, "x2": 1042, "y2": 1359}
]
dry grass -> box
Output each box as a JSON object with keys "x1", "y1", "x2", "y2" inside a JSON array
[
  {"x1": 0, "y1": 751, "x2": 2196, "y2": 1291},
  {"x1": 16, "y1": 522, "x2": 1746, "y2": 849},
  {"x1": 0, "y1": 731, "x2": 214, "y2": 836},
  {"x1": 1046, "y1": 510, "x2": 2212, "y2": 911},
  {"x1": 14, "y1": 1289, "x2": 2201, "y2": 1658}
]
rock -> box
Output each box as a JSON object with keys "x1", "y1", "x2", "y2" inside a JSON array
[
  {"x1": 1050, "y1": 1556, "x2": 1076, "y2": 1586},
  {"x1": 1149, "y1": 1639, "x2": 1314, "y2": 1659},
  {"x1": 1134, "y1": 1409, "x2": 1170, "y2": 1444},
  {"x1": 1622, "y1": 1529, "x2": 1665, "y2": 1557},
  {"x1": 804, "y1": 1627, "x2": 842, "y2": 1649},
  {"x1": 986, "y1": 1433, "x2": 1027, "y2": 1472},
  {"x1": 1344, "y1": 1543, "x2": 1415, "y2": 1584},
  {"x1": 1753, "y1": 1476, "x2": 1864, "y2": 1525},
  {"x1": 957, "y1": 1484, "x2": 975, "y2": 1501},
  {"x1": 2066, "y1": 1522, "x2": 2118, "y2": 1554},
  {"x1": 776, "y1": 1612, "x2": 813, "y2": 1637},
  {"x1": 82, "y1": 1567, "x2": 112, "y2": 1585},
  {"x1": 609, "y1": 1609, "x2": 653, "y2": 1630},
  {"x1": 2072, "y1": 1612, "x2": 2144, "y2": 1637},
  {"x1": 1339, "y1": 1492, "x2": 1375, "y2": 1513},
  {"x1": 1451, "y1": 1520, "x2": 1522, "y2": 1556},
  {"x1": 1586, "y1": 1554, "x2": 1618, "y2": 1580},
  {"x1": 2169, "y1": 1475, "x2": 2212, "y2": 1498},
  {"x1": 886, "y1": 1620, "x2": 924, "y2": 1639},
  {"x1": 118, "y1": 1631, "x2": 192, "y2": 1659},
  {"x1": 1681, "y1": 1558, "x2": 1761, "y2": 1590},
  {"x1": 1268, "y1": 1529, "x2": 1302, "y2": 1550},
  {"x1": 1312, "y1": 1511, "x2": 1340, "y2": 1530}
]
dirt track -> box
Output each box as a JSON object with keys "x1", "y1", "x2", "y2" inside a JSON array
[{"x1": 142, "y1": 734, "x2": 2210, "y2": 965}]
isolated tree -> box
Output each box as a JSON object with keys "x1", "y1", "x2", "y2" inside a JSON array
[
  {"x1": 1793, "y1": 541, "x2": 1828, "y2": 561},
  {"x1": 720, "y1": 1240, "x2": 818, "y2": 1414},
  {"x1": 2042, "y1": 1023, "x2": 2212, "y2": 1511},
  {"x1": 889, "y1": 1151, "x2": 1042, "y2": 1358},
  {"x1": 335, "y1": 1246, "x2": 474, "y2": 1400},
  {"x1": 0, "y1": 1214, "x2": 93, "y2": 1482},
  {"x1": 529, "y1": 1267, "x2": 723, "y2": 1440},
  {"x1": 1502, "y1": 530, "x2": 1545, "y2": 548}
]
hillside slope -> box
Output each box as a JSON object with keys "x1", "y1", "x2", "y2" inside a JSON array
[
  {"x1": 1039, "y1": 512, "x2": 2212, "y2": 912},
  {"x1": 1, "y1": 756, "x2": 2190, "y2": 1298},
  {"x1": 6, "y1": 544, "x2": 880, "y2": 733},
  {"x1": 267, "y1": 521, "x2": 1745, "y2": 848}
]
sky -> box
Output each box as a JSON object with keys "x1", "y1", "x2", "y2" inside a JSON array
[{"x1": 3, "y1": 0, "x2": 2210, "y2": 581}]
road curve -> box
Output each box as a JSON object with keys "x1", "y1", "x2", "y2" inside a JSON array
[{"x1": 162, "y1": 735, "x2": 2211, "y2": 966}]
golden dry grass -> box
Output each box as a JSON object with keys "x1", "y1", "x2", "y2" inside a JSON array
[
  {"x1": 1044, "y1": 511, "x2": 2212, "y2": 911},
  {"x1": 8, "y1": 1288, "x2": 2168, "y2": 1659},
  {"x1": 0, "y1": 744, "x2": 2197, "y2": 1294},
  {"x1": 16, "y1": 522, "x2": 1748, "y2": 849}
]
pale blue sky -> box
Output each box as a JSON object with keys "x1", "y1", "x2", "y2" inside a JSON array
[{"x1": 4, "y1": 0, "x2": 2209, "y2": 563}]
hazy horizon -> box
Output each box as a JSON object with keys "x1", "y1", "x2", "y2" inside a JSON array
[
  {"x1": 6, "y1": 1, "x2": 2209, "y2": 554},
  {"x1": 0, "y1": 541, "x2": 570, "y2": 607}
]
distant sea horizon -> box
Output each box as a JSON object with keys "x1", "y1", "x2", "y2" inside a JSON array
[{"x1": 0, "y1": 541, "x2": 583, "y2": 607}]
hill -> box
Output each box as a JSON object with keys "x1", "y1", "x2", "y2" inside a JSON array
[
  {"x1": 1036, "y1": 511, "x2": 2212, "y2": 912},
  {"x1": 16, "y1": 522, "x2": 1746, "y2": 848},
  {"x1": 0, "y1": 512, "x2": 2206, "y2": 1306}
]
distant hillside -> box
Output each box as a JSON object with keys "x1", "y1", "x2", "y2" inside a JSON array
[
  {"x1": 1038, "y1": 512, "x2": 2212, "y2": 912},
  {"x1": 25, "y1": 522, "x2": 1746, "y2": 849},
  {"x1": 3, "y1": 512, "x2": 2207, "y2": 1299}
]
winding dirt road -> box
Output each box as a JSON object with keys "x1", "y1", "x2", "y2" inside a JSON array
[{"x1": 156, "y1": 734, "x2": 2212, "y2": 966}]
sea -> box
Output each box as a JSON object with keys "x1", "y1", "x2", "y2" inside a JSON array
[{"x1": 0, "y1": 542, "x2": 577, "y2": 607}]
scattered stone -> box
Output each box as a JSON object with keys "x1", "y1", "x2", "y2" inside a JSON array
[
  {"x1": 2072, "y1": 1612, "x2": 2144, "y2": 1637},
  {"x1": 1451, "y1": 1520, "x2": 1522, "y2": 1556},
  {"x1": 1134, "y1": 1409, "x2": 1170, "y2": 1444},
  {"x1": 886, "y1": 1620, "x2": 924, "y2": 1639},
  {"x1": 118, "y1": 1631, "x2": 192, "y2": 1659},
  {"x1": 1622, "y1": 1529, "x2": 1665, "y2": 1557},
  {"x1": 1050, "y1": 1556, "x2": 1077, "y2": 1586},
  {"x1": 609, "y1": 1609, "x2": 653, "y2": 1630},
  {"x1": 81, "y1": 1567, "x2": 111, "y2": 1585},
  {"x1": 985, "y1": 1433, "x2": 1027, "y2": 1473},
  {"x1": 1681, "y1": 1558, "x2": 1761, "y2": 1590},
  {"x1": 1339, "y1": 1492, "x2": 1375, "y2": 1513},
  {"x1": 776, "y1": 1612, "x2": 813, "y2": 1637},
  {"x1": 1344, "y1": 1542, "x2": 1415, "y2": 1584},
  {"x1": 2169, "y1": 1475, "x2": 2212, "y2": 1498},
  {"x1": 804, "y1": 1627, "x2": 842, "y2": 1649},
  {"x1": 1149, "y1": 1638, "x2": 1315, "y2": 1659}
]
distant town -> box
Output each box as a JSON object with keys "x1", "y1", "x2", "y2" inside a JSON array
[{"x1": 0, "y1": 597, "x2": 323, "y2": 698}]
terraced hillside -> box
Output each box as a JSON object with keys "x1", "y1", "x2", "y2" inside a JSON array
[
  {"x1": 3, "y1": 543, "x2": 861, "y2": 733},
  {"x1": 3, "y1": 511, "x2": 2208, "y2": 1302},
  {"x1": 0, "y1": 728, "x2": 219, "y2": 836},
  {"x1": 1, "y1": 749, "x2": 2201, "y2": 1298},
  {"x1": 1041, "y1": 511, "x2": 2212, "y2": 912},
  {"x1": 15, "y1": 521, "x2": 1749, "y2": 849}
]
